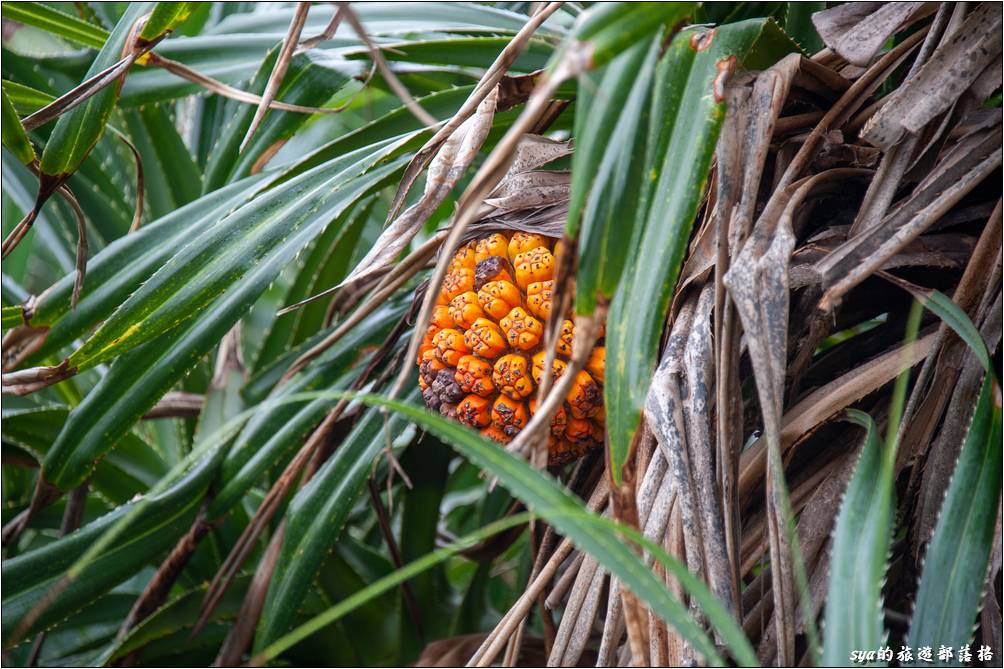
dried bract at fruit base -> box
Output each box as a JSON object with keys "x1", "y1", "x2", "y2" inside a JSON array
[{"x1": 417, "y1": 232, "x2": 605, "y2": 465}]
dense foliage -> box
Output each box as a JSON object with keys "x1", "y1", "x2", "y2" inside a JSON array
[{"x1": 1, "y1": 2, "x2": 1001, "y2": 667}]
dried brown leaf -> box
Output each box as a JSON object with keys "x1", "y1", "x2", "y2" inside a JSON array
[
  {"x1": 340, "y1": 88, "x2": 498, "y2": 290},
  {"x1": 862, "y1": 3, "x2": 1003, "y2": 150},
  {"x1": 812, "y1": 2, "x2": 936, "y2": 67},
  {"x1": 239, "y1": 2, "x2": 311, "y2": 154}
]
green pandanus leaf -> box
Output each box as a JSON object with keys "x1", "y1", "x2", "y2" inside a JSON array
[
  {"x1": 201, "y1": 47, "x2": 353, "y2": 192},
  {"x1": 4, "y1": 4, "x2": 153, "y2": 262},
  {"x1": 138, "y1": 2, "x2": 202, "y2": 42},
  {"x1": 570, "y1": 35, "x2": 659, "y2": 315},
  {"x1": 1, "y1": 86, "x2": 35, "y2": 165},
  {"x1": 557, "y1": 2, "x2": 695, "y2": 71},
  {"x1": 254, "y1": 389, "x2": 421, "y2": 651},
  {"x1": 0, "y1": 1, "x2": 109, "y2": 49},
  {"x1": 3, "y1": 80, "x2": 54, "y2": 115},
  {"x1": 41, "y1": 149, "x2": 409, "y2": 492},
  {"x1": 604, "y1": 19, "x2": 785, "y2": 486},
  {"x1": 906, "y1": 380, "x2": 1000, "y2": 660},
  {"x1": 2, "y1": 447, "x2": 223, "y2": 645},
  {"x1": 822, "y1": 409, "x2": 896, "y2": 665},
  {"x1": 339, "y1": 393, "x2": 758, "y2": 667},
  {"x1": 63, "y1": 137, "x2": 411, "y2": 374},
  {"x1": 38, "y1": 4, "x2": 153, "y2": 183}
]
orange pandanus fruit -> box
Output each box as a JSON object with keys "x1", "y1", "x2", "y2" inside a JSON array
[{"x1": 417, "y1": 232, "x2": 605, "y2": 466}]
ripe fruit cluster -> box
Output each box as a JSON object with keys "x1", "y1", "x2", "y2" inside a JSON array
[{"x1": 417, "y1": 232, "x2": 606, "y2": 465}]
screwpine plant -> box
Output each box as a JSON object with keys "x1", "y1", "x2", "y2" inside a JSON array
[{"x1": 1, "y1": 2, "x2": 1001, "y2": 667}]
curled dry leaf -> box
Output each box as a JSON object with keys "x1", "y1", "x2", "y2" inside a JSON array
[{"x1": 339, "y1": 86, "x2": 499, "y2": 291}]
